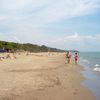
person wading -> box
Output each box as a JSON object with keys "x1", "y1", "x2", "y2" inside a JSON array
[
  {"x1": 66, "y1": 51, "x2": 71, "y2": 64},
  {"x1": 74, "y1": 52, "x2": 78, "y2": 64}
]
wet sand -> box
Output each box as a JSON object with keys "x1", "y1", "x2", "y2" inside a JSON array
[{"x1": 0, "y1": 53, "x2": 96, "y2": 100}]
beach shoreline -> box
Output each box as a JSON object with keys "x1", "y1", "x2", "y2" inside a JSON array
[{"x1": 0, "y1": 52, "x2": 96, "y2": 100}]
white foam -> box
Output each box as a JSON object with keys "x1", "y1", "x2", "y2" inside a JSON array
[
  {"x1": 93, "y1": 67, "x2": 100, "y2": 72},
  {"x1": 82, "y1": 59, "x2": 90, "y2": 64},
  {"x1": 95, "y1": 64, "x2": 99, "y2": 67}
]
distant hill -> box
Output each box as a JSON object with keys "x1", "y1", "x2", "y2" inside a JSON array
[{"x1": 0, "y1": 41, "x2": 64, "y2": 52}]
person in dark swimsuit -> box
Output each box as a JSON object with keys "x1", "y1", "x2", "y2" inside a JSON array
[{"x1": 74, "y1": 52, "x2": 78, "y2": 64}]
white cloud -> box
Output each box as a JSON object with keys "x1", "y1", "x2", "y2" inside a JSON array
[
  {"x1": 51, "y1": 33, "x2": 100, "y2": 42},
  {"x1": 0, "y1": 0, "x2": 45, "y2": 10},
  {"x1": 0, "y1": 0, "x2": 100, "y2": 51},
  {"x1": 0, "y1": 0, "x2": 100, "y2": 33},
  {"x1": 0, "y1": 0, "x2": 100, "y2": 24},
  {"x1": 33, "y1": 0, "x2": 100, "y2": 23},
  {"x1": 0, "y1": 32, "x2": 100, "y2": 51},
  {"x1": 48, "y1": 33, "x2": 100, "y2": 51}
]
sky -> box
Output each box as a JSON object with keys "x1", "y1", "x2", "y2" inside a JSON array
[{"x1": 0, "y1": 0, "x2": 100, "y2": 51}]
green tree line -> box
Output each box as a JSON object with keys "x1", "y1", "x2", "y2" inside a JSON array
[{"x1": 0, "y1": 41, "x2": 64, "y2": 52}]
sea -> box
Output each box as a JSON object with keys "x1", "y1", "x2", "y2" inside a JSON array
[{"x1": 79, "y1": 52, "x2": 100, "y2": 100}]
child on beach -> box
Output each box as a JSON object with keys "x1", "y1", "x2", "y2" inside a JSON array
[
  {"x1": 74, "y1": 52, "x2": 78, "y2": 64},
  {"x1": 66, "y1": 51, "x2": 71, "y2": 63}
]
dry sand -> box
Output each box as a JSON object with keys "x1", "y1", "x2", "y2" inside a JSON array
[{"x1": 0, "y1": 52, "x2": 96, "y2": 100}]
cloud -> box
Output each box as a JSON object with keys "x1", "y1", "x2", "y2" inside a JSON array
[
  {"x1": 48, "y1": 33, "x2": 100, "y2": 51},
  {"x1": 0, "y1": 32, "x2": 100, "y2": 51},
  {"x1": 0, "y1": 0, "x2": 99, "y2": 34},
  {"x1": 0, "y1": 0, "x2": 100, "y2": 34},
  {"x1": 0, "y1": 0, "x2": 100, "y2": 24},
  {"x1": 0, "y1": 0, "x2": 100, "y2": 51},
  {"x1": 37, "y1": 0, "x2": 100, "y2": 23},
  {"x1": 50, "y1": 33, "x2": 99, "y2": 42}
]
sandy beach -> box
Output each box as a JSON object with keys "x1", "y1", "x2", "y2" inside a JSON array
[{"x1": 0, "y1": 52, "x2": 96, "y2": 100}]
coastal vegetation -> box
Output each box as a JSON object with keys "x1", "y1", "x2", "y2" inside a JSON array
[{"x1": 0, "y1": 41, "x2": 64, "y2": 52}]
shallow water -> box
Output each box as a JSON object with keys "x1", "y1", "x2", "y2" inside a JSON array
[{"x1": 79, "y1": 52, "x2": 100, "y2": 100}]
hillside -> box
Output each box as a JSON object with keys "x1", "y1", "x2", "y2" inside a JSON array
[{"x1": 0, "y1": 41, "x2": 64, "y2": 52}]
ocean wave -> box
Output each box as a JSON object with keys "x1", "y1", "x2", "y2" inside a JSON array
[
  {"x1": 93, "y1": 67, "x2": 100, "y2": 72},
  {"x1": 94, "y1": 64, "x2": 99, "y2": 67},
  {"x1": 93, "y1": 64, "x2": 100, "y2": 72},
  {"x1": 80, "y1": 58, "x2": 90, "y2": 64}
]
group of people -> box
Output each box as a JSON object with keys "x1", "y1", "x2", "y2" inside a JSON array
[{"x1": 65, "y1": 51, "x2": 78, "y2": 64}]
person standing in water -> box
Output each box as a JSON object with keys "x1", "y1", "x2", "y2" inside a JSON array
[
  {"x1": 66, "y1": 51, "x2": 71, "y2": 63},
  {"x1": 74, "y1": 52, "x2": 78, "y2": 64}
]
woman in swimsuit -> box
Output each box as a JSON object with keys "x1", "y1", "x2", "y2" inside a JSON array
[{"x1": 74, "y1": 52, "x2": 78, "y2": 64}]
